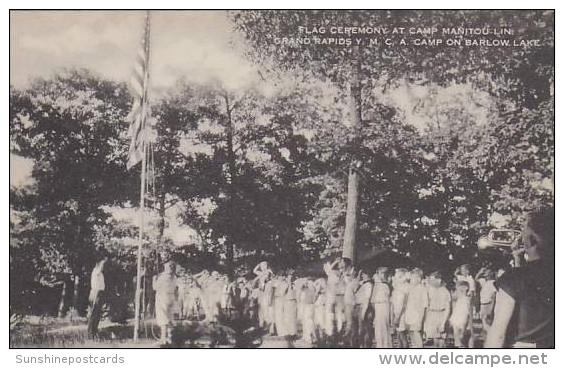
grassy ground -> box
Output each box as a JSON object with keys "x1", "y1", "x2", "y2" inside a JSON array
[
  {"x1": 10, "y1": 315, "x2": 484, "y2": 348},
  {"x1": 10, "y1": 317, "x2": 158, "y2": 348}
]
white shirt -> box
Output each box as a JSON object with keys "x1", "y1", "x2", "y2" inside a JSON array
[
  {"x1": 478, "y1": 278, "x2": 497, "y2": 304},
  {"x1": 90, "y1": 265, "x2": 105, "y2": 291}
]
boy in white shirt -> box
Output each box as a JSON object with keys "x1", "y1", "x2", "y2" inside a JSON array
[{"x1": 476, "y1": 268, "x2": 497, "y2": 334}]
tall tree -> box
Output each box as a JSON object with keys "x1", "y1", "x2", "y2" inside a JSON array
[
  {"x1": 10, "y1": 70, "x2": 133, "y2": 315},
  {"x1": 232, "y1": 9, "x2": 553, "y2": 263}
]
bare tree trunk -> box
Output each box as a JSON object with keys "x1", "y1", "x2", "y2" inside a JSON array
[
  {"x1": 70, "y1": 275, "x2": 80, "y2": 319},
  {"x1": 343, "y1": 165, "x2": 360, "y2": 262},
  {"x1": 72, "y1": 275, "x2": 80, "y2": 306},
  {"x1": 342, "y1": 50, "x2": 362, "y2": 265},
  {"x1": 57, "y1": 279, "x2": 68, "y2": 318}
]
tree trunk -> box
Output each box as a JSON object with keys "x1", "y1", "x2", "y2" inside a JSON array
[
  {"x1": 72, "y1": 275, "x2": 80, "y2": 306},
  {"x1": 342, "y1": 50, "x2": 362, "y2": 265},
  {"x1": 70, "y1": 275, "x2": 80, "y2": 318},
  {"x1": 57, "y1": 279, "x2": 68, "y2": 318},
  {"x1": 224, "y1": 92, "x2": 236, "y2": 275},
  {"x1": 343, "y1": 165, "x2": 360, "y2": 262}
]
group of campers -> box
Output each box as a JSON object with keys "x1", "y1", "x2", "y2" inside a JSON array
[
  {"x1": 88, "y1": 207, "x2": 554, "y2": 348},
  {"x1": 150, "y1": 261, "x2": 498, "y2": 348}
]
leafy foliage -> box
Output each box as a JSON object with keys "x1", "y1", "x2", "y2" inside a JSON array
[{"x1": 10, "y1": 11, "x2": 554, "y2": 317}]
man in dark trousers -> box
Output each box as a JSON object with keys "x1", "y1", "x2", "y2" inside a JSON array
[
  {"x1": 485, "y1": 207, "x2": 554, "y2": 348},
  {"x1": 87, "y1": 257, "x2": 108, "y2": 338}
]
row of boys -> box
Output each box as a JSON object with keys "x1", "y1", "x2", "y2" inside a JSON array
[{"x1": 155, "y1": 260, "x2": 497, "y2": 347}]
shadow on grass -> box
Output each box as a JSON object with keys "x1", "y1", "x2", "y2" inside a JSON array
[{"x1": 10, "y1": 314, "x2": 269, "y2": 348}]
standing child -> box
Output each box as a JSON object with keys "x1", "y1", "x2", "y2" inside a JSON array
[
  {"x1": 206, "y1": 272, "x2": 222, "y2": 322},
  {"x1": 390, "y1": 268, "x2": 410, "y2": 348},
  {"x1": 247, "y1": 279, "x2": 260, "y2": 321},
  {"x1": 264, "y1": 274, "x2": 276, "y2": 334},
  {"x1": 334, "y1": 266, "x2": 347, "y2": 335},
  {"x1": 153, "y1": 262, "x2": 179, "y2": 345},
  {"x1": 300, "y1": 278, "x2": 317, "y2": 344},
  {"x1": 294, "y1": 277, "x2": 307, "y2": 327},
  {"x1": 253, "y1": 261, "x2": 273, "y2": 329},
  {"x1": 273, "y1": 275, "x2": 286, "y2": 336},
  {"x1": 189, "y1": 277, "x2": 204, "y2": 320},
  {"x1": 449, "y1": 280, "x2": 474, "y2": 348},
  {"x1": 372, "y1": 267, "x2": 392, "y2": 348},
  {"x1": 476, "y1": 268, "x2": 497, "y2": 337},
  {"x1": 404, "y1": 268, "x2": 429, "y2": 348},
  {"x1": 313, "y1": 277, "x2": 327, "y2": 338},
  {"x1": 343, "y1": 268, "x2": 359, "y2": 344},
  {"x1": 324, "y1": 259, "x2": 342, "y2": 336},
  {"x1": 282, "y1": 272, "x2": 298, "y2": 342},
  {"x1": 180, "y1": 276, "x2": 197, "y2": 319},
  {"x1": 424, "y1": 271, "x2": 451, "y2": 348},
  {"x1": 455, "y1": 264, "x2": 477, "y2": 318},
  {"x1": 355, "y1": 271, "x2": 374, "y2": 347}
]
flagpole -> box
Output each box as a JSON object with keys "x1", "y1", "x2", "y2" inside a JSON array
[
  {"x1": 133, "y1": 142, "x2": 147, "y2": 342},
  {"x1": 133, "y1": 11, "x2": 151, "y2": 343}
]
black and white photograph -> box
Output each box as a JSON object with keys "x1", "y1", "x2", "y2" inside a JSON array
[{"x1": 9, "y1": 9, "x2": 554, "y2": 349}]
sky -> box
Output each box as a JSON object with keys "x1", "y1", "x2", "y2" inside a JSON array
[{"x1": 10, "y1": 11, "x2": 258, "y2": 91}]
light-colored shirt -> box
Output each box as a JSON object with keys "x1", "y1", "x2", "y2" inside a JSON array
[
  {"x1": 90, "y1": 265, "x2": 105, "y2": 291},
  {"x1": 478, "y1": 278, "x2": 497, "y2": 304},
  {"x1": 356, "y1": 281, "x2": 373, "y2": 305},
  {"x1": 405, "y1": 284, "x2": 429, "y2": 321},
  {"x1": 285, "y1": 283, "x2": 297, "y2": 301},
  {"x1": 301, "y1": 283, "x2": 316, "y2": 305},
  {"x1": 390, "y1": 283, "x2": 409, "y2": 315},
  {"x1": 154, "y1": 274, "x2": 177, "y2": 300},
  {"x1": 344, "y1": 278, "x2": 359, "y2": 305},
  {"x1": 427, "y1": 286, "x2": 451, "y2": 311},
  {"x1": 371, "y1": 282, "x2": 390, "y2": 304}
]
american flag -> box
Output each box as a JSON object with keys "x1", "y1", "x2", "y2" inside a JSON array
[{"x1": 126, "y1": 12, "x2": 151, "y2": 170}]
